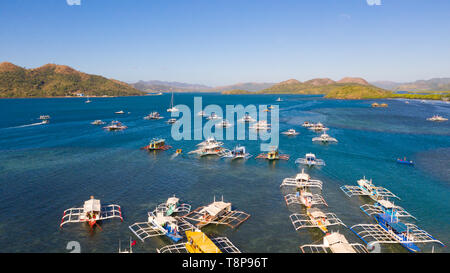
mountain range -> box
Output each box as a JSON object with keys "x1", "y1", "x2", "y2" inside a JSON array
[{"x1": 371, "y1": 78, "x2": 450, "y2": 91}]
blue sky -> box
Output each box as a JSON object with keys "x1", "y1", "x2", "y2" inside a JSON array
[{"x1": 1, "y1": 0, "x2": 449, "y2": 86}]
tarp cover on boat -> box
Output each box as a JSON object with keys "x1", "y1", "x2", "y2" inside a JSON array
[{"x1": 83, "y1": 198, "x2": 101, "y2": 212}]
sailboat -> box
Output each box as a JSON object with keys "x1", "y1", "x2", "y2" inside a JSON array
[{"x1": 167, "y1": 92, "x2": 179, "y2": 112}]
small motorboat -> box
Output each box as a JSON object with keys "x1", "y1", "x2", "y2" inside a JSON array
[
  {"x1": 144, "y1": 112, "x2": 163, "y2": 120},
  {"x1": 39, "y1": 115, "x2": 51, "y2": 120},
  {"x1": 222, "y1": 145, "x2": 251, "y2": 160},
  {"x1": 396, "y1": 157, "x2": 414, "y2": 165},
  {"x1": 281, "y1": 129, "x2": 299, "y2": 136},
  {"x1": 302, "y1": 121, "x2": 313, "y2": 128},
  {"x1": 276, "y1": 97, "x2": 282, "y2": 102},
  {"x1": 103, "y1": 120, "x2": 127, "y2": 131},
  {"x1": 426, "y1": 115, "x2": 448, "y2": 121},
  {"x1": 91, "y1": 120, "x2": 106, "y2": 125},
  {"x1": 141, "y1": 138, "x2": 172, "y2": 151},
  {"x1": 206, "y1": 112, "x2": 221, "y2": 120},
  {"x1": 167, "y1": 118, "x2": 177, "y2": 124},
  {"x1": 238, "y1": 113, "x2": 256, "y2": 123},
  {"x1": 215, "y1": 119, "x2": 232, "y2": 128},
  {"x1": 115, "y1": 110, "x2": 125, "y2": 114},
  {"x1": 256, "y1": 148, "x2": 289, "y2": 161},
  {"x1": 312, "y1": 131, "x2": 338, "y2": 143}
]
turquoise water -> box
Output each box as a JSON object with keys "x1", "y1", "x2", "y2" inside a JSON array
[{"x1": 0, "y1": 94, "x2": 448, "y2": 253}]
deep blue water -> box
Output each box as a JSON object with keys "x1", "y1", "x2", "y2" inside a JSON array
[{"x1": 0, "y1": 94, "x2": 449, "y2": 253}]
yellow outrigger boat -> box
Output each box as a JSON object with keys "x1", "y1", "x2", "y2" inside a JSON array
[{"x1": 185, "y1": 231, "x2": 222, "y2": 253}]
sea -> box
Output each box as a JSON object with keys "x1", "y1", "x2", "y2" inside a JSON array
[{"x1": 0, "y1": 93, "x2": 448, "y2": 253}]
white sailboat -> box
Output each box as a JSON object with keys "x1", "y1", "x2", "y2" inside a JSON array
[{"x1": 167, "y1": 92, "x2": 179, "y2": 112}]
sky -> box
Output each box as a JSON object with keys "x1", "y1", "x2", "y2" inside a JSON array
[{"x1": 0, "y1": 0, "x2": 450, "y2": 86}]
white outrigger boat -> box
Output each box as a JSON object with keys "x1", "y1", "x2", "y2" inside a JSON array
[
  {"x1": 91, "y1": 120, "x2": 106, "y2": 125},
  {"x1": 167, "y1": 118, "x2": 177, "y2": 124},
  {"x1": 250, "y1": 120, "x2": 270, "y2": 130},
  {"x1": 280, "y1": 169, "x2": 323, "y2": 190},
  {"x1": 312, "y1": 131, "x2": 338, "y2": 143},
  {"x1": 222, "y1": 145, "x2": 252, "y2": 160},
  {"x1": 60, "y1": 196, "x2": 123, "y2": 229},
  {"x1": 281, "y1": 129, "x2": 299, "y2": 136},
  {"x1": 295, "y1": 153, "x2": 325, "y2": 167},
  {"x1": 39, "y1": 115, "x2": 51, "y2": 120},
  {"x1": 103, "y1": 120, "x2": 127, "y2": 131},
  {"x1": 238, "y1": 113, "x2": 256, "y2": 123},
  {"x1": 360, "y1": 199, "x2": 416, "y2": 219},
  {"x1": 183, "y1": 196, "x2": 250, "y2": 229},
  {"x1": 129, "y1": 196, "x2": 194, "y2": 243},
  {"x1": 215, "y1": 119, "x2": 233, "y2": 128},
  {"x1": 156, "y1": 230, "x2": 241, "y2": 253},
  {"x1": 188, "y1": 137, "x2": 228, "y2": 157},
  {"x1": 300, "y1": 232, "x2": 368, "y2": 253},
  {"x1": 197, "y1": 111, "x2": 207, "y2": 117},
  {"x1": 426, "y1": 115, "x2": 448, "y2": 121},
  {"x1": 276, "y1": 97, "x2": 283, "y2": 102},
  {"x1": 284, "y1": 188, "x2": 328, "y2": 208},
  {"x1": 115, "y1": 110, "x2": 125, "y2": 114},
  {"x1": 308, "y1": 122, "x2": 328, "y2": 132},
  {"x1": 206, "y1": 112, "x2": 221, "y2": 120},
  {"x1": 290, "y1": 208, "x2": 346, "y2": 234},
  {"x1": 167, "y1": 92, "x2": 179, "y2": 112},
  {"x1": 301, "y1": 121, "x2": 314, "y2": 128},
  {"x1": 85, "y1": 97, "x2": 92, "y2": 104},
  {"x1": 340, "y1": 177, "x2": 399, "y2": 201},
  {"x1": 144, "y1": 112, "x2": 163, "y2": 120}
]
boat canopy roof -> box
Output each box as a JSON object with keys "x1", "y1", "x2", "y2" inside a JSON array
[
  {"x1": 308, "y1": 208, "x2": 326, "y2": 219},
  {"x1": 377, "y1": 213, "x2": 407, "y2": 232},
  {"x1": 325, "y1": 233, "x2": 356, "y2": 253},
  {"x1": 167, "y1": 196, "x2": 179, "y2": 205},
  {"x1": 83, "y1": 197, "x2": 101, "y2": 212},
  {"x1": 202, "y1": 201, "x2": 231, "y2": 216},
  {"x1": 378, "y1": 199, "x2": 395, "y2": 209}
]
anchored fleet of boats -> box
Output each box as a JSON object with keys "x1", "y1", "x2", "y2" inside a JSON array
[{"x1": 54, "y1": 95, "x2": 446, "y2": 254}]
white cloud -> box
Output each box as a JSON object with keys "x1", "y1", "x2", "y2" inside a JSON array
[
  {"x1": 66, "y1": 0, "x2": 81, "y2": 6},
  {"x1": 366, "y1": 0, "x2": 382, "y2": 6}
]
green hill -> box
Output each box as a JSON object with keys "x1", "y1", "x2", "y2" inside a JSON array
[
  {"x1": 255, "y1": 77, "x2": 392, "y2": 99},
  {"x1": 0, "y1": 62, "x2": 145, "y2": 98}
]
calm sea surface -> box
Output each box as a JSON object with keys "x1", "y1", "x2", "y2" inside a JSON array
[{"x1": 0, "y1": 94, "x2": 449, "y2": 253}]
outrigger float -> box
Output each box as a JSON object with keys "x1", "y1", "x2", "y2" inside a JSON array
[
  {"x1": 157, "y1": 231, "x2": 241, "y2": 253},
  {"x1": 284, "y1": 188, "x2": 328, "y2": 208},
  {"x1": 60, "y1": 196, "x2": 123, "y2": 229},
  {"x1": 295, "y1": 153, "x2": 325, "y2": 167},
  {"x1": 340, "y1": 177, "x2": 399, "y2": 201},
  {"x1": 280, "y1": 169, "x2": 323, "y2": 190},
  {"x1": 222, "y1": 145, "x2": 252, "y2": 160},
  {"x1": 289, "y1": 208, "x2": 346, "y2": 234},
  {"x1": 183, "y1": 196, "x2": 250, "y2": 229},
  {"x1": 141, "y1": 138, "x2": 172, "y2": 151},
  {"x1": 300, "y1": 232, "x2": 368, "y2": 253},
  {"x1": 360, "y1": 199, "x2": 416, "y2": 220},
  {"x1": 129, "y1": 196, "x2": 193, "y2": 242},
  {"x1": 350, "y1": 212, "x2": 445, "y2": 252},
  {"x1": 256, "y1": 148, "x2": 289, "y2": 161}
]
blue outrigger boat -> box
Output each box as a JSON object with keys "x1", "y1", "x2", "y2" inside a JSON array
[
  {"x1": 396, "y1": 157, "x2": 414, "y2": 165},
  {"x1": 350, "y1": 211, "x2": 445, "y2": 252}
]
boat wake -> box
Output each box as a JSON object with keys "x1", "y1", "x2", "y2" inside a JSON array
[{"x1": 7, "y1": 121, "x2": 48, "y2": 129}]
